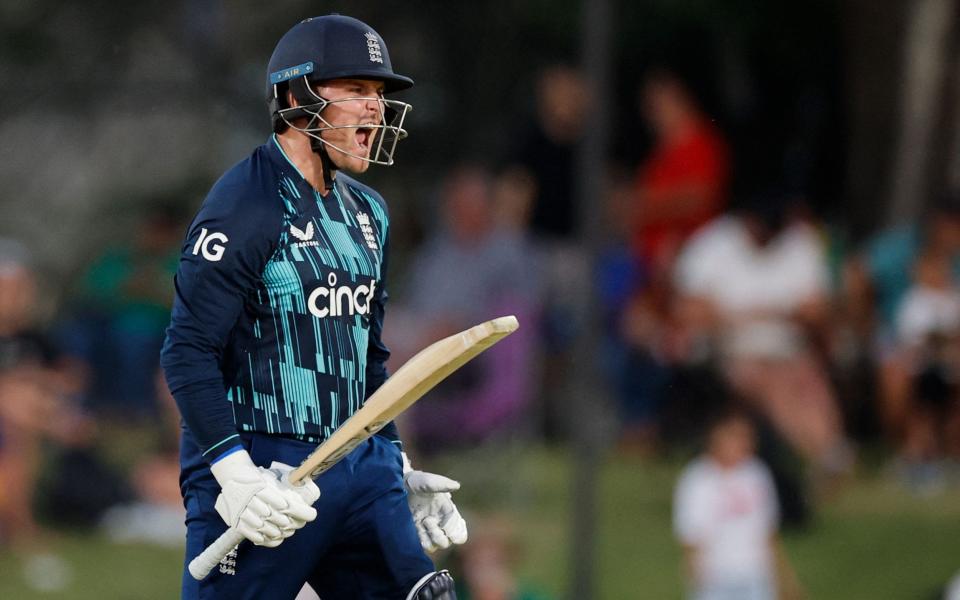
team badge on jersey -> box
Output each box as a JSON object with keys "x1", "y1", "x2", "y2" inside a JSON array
[{"x1": 355, "y1": 212, "x2": 379, "y2": 250}]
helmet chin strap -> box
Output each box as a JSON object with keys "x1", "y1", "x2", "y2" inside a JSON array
[
  {"x1": 284, "y1": 76, "x2": 337, "y2": 191},
  {"x1": 310, "y1": 136, "x2": 336, "y2": 192}
]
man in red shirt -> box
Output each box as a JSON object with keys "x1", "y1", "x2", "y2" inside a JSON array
[{"x1": 633, "y1": 70, "x2": 731, "y2": 274}]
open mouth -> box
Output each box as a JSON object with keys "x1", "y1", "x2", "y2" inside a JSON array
[{"x1": 356, "y1": 127, "x2": 375, "y2": 154}]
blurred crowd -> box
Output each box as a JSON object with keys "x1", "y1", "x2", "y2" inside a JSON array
[
  {"x1": 2, "y1": 61, "x2": 960, "y2": 598},
  {"x1": 389, "y1": 64, "x2": 943, "y2": 478}
]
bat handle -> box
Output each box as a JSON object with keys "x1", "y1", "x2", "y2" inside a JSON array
[
  {"x1": 190, "y1": 468, "x2": 316, "y2": 580},
  {"x1": 189, "y1": 528, "x2": 245, "y2": 580}
]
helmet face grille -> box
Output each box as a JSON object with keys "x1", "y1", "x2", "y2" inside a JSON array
[
  {"x1": 276, "y1": 86, "x2": 412, "y2": 167},
  {"x1": 266, "y1": 15, "x2": 414, "y2": 167}
]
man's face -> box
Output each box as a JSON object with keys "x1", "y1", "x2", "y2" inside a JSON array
[
  {"x1": 315, "y1": 79, "x2": 386, "y2": 174},
  {"x1": 640, "y1": 78, "x2": 690, "y2": 138}
]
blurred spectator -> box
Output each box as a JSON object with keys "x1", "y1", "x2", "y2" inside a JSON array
[
  {"x1": 846, "y1": 198, "x2": 960, "y2": 445},
  {"x1": 852, "y1": 200, "x2": 960, "y2": 340},
  {"x1": 99, "y1": 369, "x2": 185, "y2": 546},
  {"x1": 606, "y1": 69, "x2": 730, "y2": 452},
  {"x1": 674, "y1": 411, "x2": 802, "y2": 600},
  {"x1": 672, "y1": 193, "x2": 850, "y2": 475},
  {"x1": 886, "y1": 250, "x2": 960, "y2": 492},
  {"x1": 632, "y1": 69, "x2": 730, "y2": 280},
  {"x1": 501, "y1": 64, "x2": 591, "y2": 441},
  {"x1": 0, "y1": 240, "x2": 94, "y2": 549},
  {"x1": 505, "y1": 64, "x2": 588, "y2": 241},
  {"x1": 451, "y1": 514, "x2": 554, "y2": 600},
  {"x1": 595, "y1": 174, "x2": 664, "y2": 451},
  {"x1": 393, "y1": 165, "x2": 542, "y2": 450},
  {"x1": 60, "y1": 206, "x2": 182, "y2": 418},
  {"x1": 896, "y1": 252, "x2": 960, "y2": 348}
]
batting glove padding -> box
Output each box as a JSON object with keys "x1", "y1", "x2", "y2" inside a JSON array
[
  {"x1": 268, "y1": 461, "x2": 322, "y2": 535},
  {"x1": 210, "y1": 450, "x2": 319, "y2": 547},
  {"x1": 402, "y1": 452, "x2": 468, "y2": 553}
]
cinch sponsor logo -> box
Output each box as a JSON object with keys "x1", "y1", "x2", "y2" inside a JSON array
[{"x1": 307, "y1": 273, "x2": 376, "y2": 318}]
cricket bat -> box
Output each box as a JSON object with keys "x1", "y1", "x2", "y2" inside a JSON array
[{"x1": 189, "y1": 315, "x2": 519, "y2": 580}]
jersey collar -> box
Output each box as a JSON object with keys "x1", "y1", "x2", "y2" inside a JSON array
[
  {"x1": 268, "y1": 134, "x2": 341, "y2": 201},
  {"x1": 268, "y1": 134, "x2": 309, "y2": 182}
]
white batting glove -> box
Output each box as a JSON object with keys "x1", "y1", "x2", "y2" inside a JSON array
[
  {"x1": 267, "y1": 461, "x2": 322, "y2": 535},
  {"x1": 210, "y1": 450, "x2": 319, "y2": 547},
  {"x1": 402, "y1": 452, "x2": 468, "y2": 553}
]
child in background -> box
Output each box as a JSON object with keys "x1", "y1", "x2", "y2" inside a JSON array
[
  {"x1": 893, "y1": 250, "x2": 960, "y2": 491},
  {"x1": 673, "y1": 411, "x2": 801, "y2": 600},
  {"x1": 895, "y1": 250, "x2": 960, "y2": 349}
]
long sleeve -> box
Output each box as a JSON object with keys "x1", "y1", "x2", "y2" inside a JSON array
[{"x1": 160, "y1": 179, "x2": 280, "y2": 463}]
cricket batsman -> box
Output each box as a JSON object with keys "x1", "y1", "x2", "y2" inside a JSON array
[{"x1": 161, "y1": 15, "x2": 466, "y2": 599}]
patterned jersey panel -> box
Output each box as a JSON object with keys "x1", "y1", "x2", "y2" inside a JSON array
[
  {"x1": 229, "y1": 167, "x2": 391, "y2": 443},
  {"x1": 162, "y1": 136, "x2": 393, "y2": 460}
]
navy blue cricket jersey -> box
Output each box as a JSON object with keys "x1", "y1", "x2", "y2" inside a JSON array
[{"x1": 161, "y1": 135, "x2": 399, "y2": 463}]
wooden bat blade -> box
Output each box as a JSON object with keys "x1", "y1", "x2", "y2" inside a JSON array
[
  {"x1": 189, "y1": 315, "x2": 518, "y2": 580},
  {"x1": 290, "y1": 315, "x2": 518, "y2": 482}
]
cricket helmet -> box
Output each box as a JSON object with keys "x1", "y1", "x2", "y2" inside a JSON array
[{"x1": 266, "y1": 15, "x2": 413, "y2": 167}]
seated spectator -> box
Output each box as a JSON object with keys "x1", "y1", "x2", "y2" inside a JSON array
[
  {"x1": 611, "y1": 69, "x2": 730, "y2": 453},
  {"x1": 60, "y1": 206, "x2": 181, "y2": 418},
  {"x1": 0, "y1": 240, "x2": 94, "y2": 550},
  {"x1": 596, "y1": 174, "x2": 664, "y2": 452},
  {"x1": 392, "y1": 165, "x2": 542, "y2": 451},
  {"x1": 890, "y1": 250, "x2": 960, "y2": 492},
  {"x1": 672, "y1": 193, "x2": 850, "y2": 475},
  {"x1": 673, "y1": 410, "x2": 802, "y2": 600},
  {"x1": 98, "y1": 369, "x2": 185, "y2": 546},
  {"x1": 896, "y1": 251, "x2": 960, "y2": 348},
  {"x1": 846, "y1": 197, "x2": 960, "y2": 443}
]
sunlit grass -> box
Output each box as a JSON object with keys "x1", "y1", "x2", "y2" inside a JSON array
[{"x1": 2, "y1": 447, "x2": 958, "y2": 599}]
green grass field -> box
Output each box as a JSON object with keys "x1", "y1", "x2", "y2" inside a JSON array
[{"x1": 2, "y1": 447, "x2": 958, "y2": 599}]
